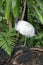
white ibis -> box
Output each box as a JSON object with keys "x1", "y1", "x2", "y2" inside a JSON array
[{"x1": 15, "y1": 20, "x2": 36, "y2": 45}]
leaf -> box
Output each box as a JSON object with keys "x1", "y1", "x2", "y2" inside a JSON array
[
  {"x1": 29, "y1": 0, "x2": 43, "y2": 24},
  {"x1": 36, "y1": 0, "x2": 43, "y2": 11},
  {"x1": 11, "y1": 0, "x2": 20, "y2": 18},
  {"x1": 0, "y1": 0, "x2": 3, "y2": 8},
  {"x1": 33, "y1": 6, "x2": 43, "y2": 24},
  {"x1": 0, "y1": 30, "x2": 17, "y2": 56},
  {"x1": 5, "y1": 0, "x2": 11, "y2": 24}
]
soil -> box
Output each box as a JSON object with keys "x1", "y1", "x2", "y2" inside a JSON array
[{"x1": 0, "y1": 46, "x2": 43, "y2": 65}]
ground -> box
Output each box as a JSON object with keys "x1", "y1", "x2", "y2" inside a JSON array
[{"x1": 0, "y1": 46, "x2": 43, "y2": 65}]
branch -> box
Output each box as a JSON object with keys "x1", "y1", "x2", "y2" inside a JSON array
[
  {"x1": 16, "y1": 0, "x2": 27, "y2": 42},
  {"x1": 21, "y1": 0, "x2": 27, "y2": 20},
  {"x1": 9, "y1": 14, "x2": 12, "y2": 30},
  {"x1": 30, "y1": 48, "x2": 43, "y2": 52}
]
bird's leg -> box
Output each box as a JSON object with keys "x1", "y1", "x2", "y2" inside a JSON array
[{"x1": 24, "y1": 36, "x2": 27, "y2": 46}]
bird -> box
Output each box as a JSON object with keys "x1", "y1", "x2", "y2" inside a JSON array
[{"x1": 15, "y1": 19, "x2": 36, "y2": 46}]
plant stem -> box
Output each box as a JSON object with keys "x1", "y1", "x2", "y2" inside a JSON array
[
  {"x1": 16, "y1": 0, "x2": 27, "y2": 42},
  {"x1": 9, "y1": 14, "x2": 12, "y2": 30}
]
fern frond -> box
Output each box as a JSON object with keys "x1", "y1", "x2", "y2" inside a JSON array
[{"x1": 0, "y1": 30, "x2": 17, "y2": 56}]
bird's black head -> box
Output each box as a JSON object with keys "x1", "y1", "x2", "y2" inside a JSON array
[{"x1": 16, "y1": 18, "x2": 19, "y2": 23}]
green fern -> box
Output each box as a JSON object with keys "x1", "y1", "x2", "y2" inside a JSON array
[{"x1": 0, "y1": 30, "x2": 17, "y2": 56}]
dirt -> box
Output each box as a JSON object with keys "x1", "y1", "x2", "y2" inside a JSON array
[
  {"x1": 0, "y1": 46, "x2": 43, "y2": 65},
  {"x1": 0, "y1": 48, "x2": 10, "y2": 65}
]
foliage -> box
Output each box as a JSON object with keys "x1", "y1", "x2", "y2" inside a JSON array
[
  {"x1": 5, "y1": 0, "x2": 11, "y2": 23},
  {"x1": 0, "y1": 30, "x2": 17, "y2": 55},
  {"x1": 0, "y1": 0, "x2": 20, "y2": 55},
  {"x1": 0, "y1": 0, "x2": 43, "y2": 56},
  {"x1": 27, "y1": 0, "x2": 43, "y2": 47},
  {"x1": 5, "y1": 0, "x2": 21, "y2": 24}
]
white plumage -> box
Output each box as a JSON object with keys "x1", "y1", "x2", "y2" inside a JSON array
[{"x1": 15, "y1": 20, "x2": 36, "y2": 38}]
